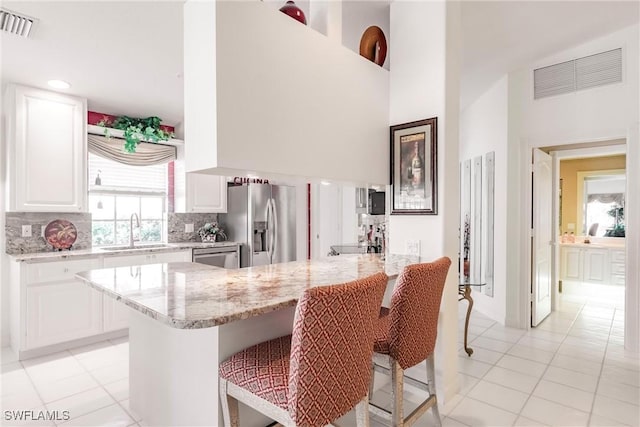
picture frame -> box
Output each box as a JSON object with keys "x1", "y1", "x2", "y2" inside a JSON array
[{"x1": 390, "y1": 117, "x2": 438, "y2": 215}]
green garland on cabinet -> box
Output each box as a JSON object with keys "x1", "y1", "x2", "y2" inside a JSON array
[{"x1": 97, "y1": 115, "x2": 174, "y2": 153}]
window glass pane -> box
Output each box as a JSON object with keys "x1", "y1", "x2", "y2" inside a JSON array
[
  {"x1": 89, "y1": 195, "x2": 115, "y2": 220},
  {"x1": 92, "y1": 221, "x2": 115, "y2": 246},
  {"x1": 141, "y1": 220, "x2": 163, "y2": 242},
  {"x1": 116, "y1": 221, "x2": 132, "y2": 245},
  {"x1": 116, "y1": 196, "x2": 140, "y2": 220},
  {"x1": 141, "y1": 197, "x2": 164, "y2": 219}
]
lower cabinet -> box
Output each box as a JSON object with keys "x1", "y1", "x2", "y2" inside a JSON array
[
  {"x1": 26, "y1": 281, "x2": 102, "y2": 349},
  {"x1": 560, "y1": 246, "x2": 624, "y2": 285},
  {"x1": 561, "y1": 247, "x2": 582, "y2": 281},
  {"x1": 103, "y1": 297, "x2": 130, "y2": 332},
  {"x1": 11, "y1": 248, "x2": 193, "y2": 356},
  {"x1": 582, "y1": 249, "x2": 608, "y2": 284}
]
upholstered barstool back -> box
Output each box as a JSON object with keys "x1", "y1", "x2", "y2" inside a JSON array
[
  {"x1": 219, "y1": 271, "x2": 388, "y2": 427},
  {"x1": 369, "y1": 257, "x2": 451, "y2": 427},
  {"x1": 288, "y1": 272, "x2": 388, "y2": 426},
  {"x1": 388, "y1": 257, "x2": 451, "y2": 369}
]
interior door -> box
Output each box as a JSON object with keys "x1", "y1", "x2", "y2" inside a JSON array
[{"x1": 532, "y1": 148, "x2": 553, "y2": 326}]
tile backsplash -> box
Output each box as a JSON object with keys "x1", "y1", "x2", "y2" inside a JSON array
[
  {"x1": 5, "y1": 212, "x2": 92, "y2": 254},
  {"x1": 168, "y1": 213, "x2": 219, "y2": 243}
]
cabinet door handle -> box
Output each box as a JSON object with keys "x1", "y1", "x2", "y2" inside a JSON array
[{"x1": 64, "y1": 267, "x2": 69, "y2": 273}]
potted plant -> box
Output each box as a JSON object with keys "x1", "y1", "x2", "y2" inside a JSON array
[
  {"x1": 97, "y1": 115, "x2": 174, "y2": 153},
  {"x1": 605, "y1": 206, "x2": 625, "y2": 237},
  {"x1": 198, "y1": 222, "x2": 227, "y2": 242}
]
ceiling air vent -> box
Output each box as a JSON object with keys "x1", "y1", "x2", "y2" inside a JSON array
[
  {"x1": 0, "y1": 8, "x2": 36, "y2": 38},
  {"x1": 534, "y1": 48, "x2": 622, "y2": 100}
]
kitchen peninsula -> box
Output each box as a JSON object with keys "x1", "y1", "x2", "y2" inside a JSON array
[{"x1": 75, "y1": 254, "x2": 423, "y2": 426}]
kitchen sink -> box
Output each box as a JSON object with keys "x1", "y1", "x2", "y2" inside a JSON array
[{"x1": 101, "y1": 244, "x2": 174, "y2": 251}]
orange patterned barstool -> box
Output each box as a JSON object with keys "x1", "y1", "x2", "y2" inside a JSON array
[
  {"x1": 369, "y1": 257, "x2": 451, "y2": 427},
  {"x1": 218, "y1": 272, "x2": 388, "y2": 427}
]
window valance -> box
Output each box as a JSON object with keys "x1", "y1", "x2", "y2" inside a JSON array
[
  {"x1": 88, "y1": 134, "x2": 176, "y2": 166},
  {"x1": 587, "y1": 193, "x2": 624, "y2": 205}
]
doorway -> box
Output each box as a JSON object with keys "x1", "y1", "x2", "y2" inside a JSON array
[{"x1": 531, "y1": 142, "x2": 627, "y2": 332}]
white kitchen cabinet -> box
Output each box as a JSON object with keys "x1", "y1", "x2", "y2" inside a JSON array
[
  {"x1": 103, "y1": 249, "x2": 191, "y2": 268},
  {"x1": 103, "y1": 298, "x2": 130, "y2": 332},
  {"x1": 26, "y1": 282, "x2": 102, "y2": 349},
  {"x1": 10, "y1": 257, "x2": 102, "y2": 355},
  {"x1": 10, "y1": 248, "x2": 196, "y2": 358},
  {"x1": 5, "y1": 85, "x2": 87, "y2": 212},
  {"x1": 186, "y1": 173, "x2": 227, "y2": 213}
]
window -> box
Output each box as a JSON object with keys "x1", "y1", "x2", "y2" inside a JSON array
[
  {"x1": 582, "y1": 174, "x2": 625, "y2": 237},
  {"x1": 89, "y1": 153, "x2": 169, "y2": 246}
]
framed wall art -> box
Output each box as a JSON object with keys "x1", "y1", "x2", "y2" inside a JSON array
[{"x1": 390, "y1": 117, "x2": 437, "y2": 215}]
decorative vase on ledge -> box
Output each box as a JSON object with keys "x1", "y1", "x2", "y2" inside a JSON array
[{"x1": 279, "y1": 1, "x2": 306, "y2": 25}]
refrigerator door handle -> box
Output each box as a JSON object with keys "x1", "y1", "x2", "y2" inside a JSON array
[
  {"x1": 265, "y1": 198, "x2": 272, "y2": 261},
  {"x1": 271, "y1": 198, "x2": 278, "y2": 261}
]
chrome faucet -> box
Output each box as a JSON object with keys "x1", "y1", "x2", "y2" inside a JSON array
[{"x1": 129, "y1": 213, "x2": 140, "y2": 248}]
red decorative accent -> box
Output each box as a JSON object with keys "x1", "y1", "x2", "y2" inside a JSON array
[
  {"x1": 307, "y1": 183, "x2": 311, "y2": 260},
  {"x1": 44, "y1": 219, "x2": 77, "y2": 250},
  {"x1": 87, "y1": 111, "x2": 175, "y2": 134},
  {"x1": 279, "y1": 1, "x2": 306, "y2": 25},
  {"x1": 168, "y1": 162, "x2": 175, "y2": 213}
]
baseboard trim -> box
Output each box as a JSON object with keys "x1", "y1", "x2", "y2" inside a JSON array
[{"x1": 17, "y1": 329, "x2": 128, "y2": 360}]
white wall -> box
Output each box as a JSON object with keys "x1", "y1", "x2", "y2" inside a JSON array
[
  {"x1": 342, "y1": 1, "x2": 390, "y2": 71},
  {"x1": 389, "y1": 0, "x2": 461, "y2": 403},
  {"x1": 1, "y1": 102, "x2": 8, "y2": 346},
  {"x1": 185, "y1": 1, "x2": 390, "y2": 186},
  {"x1": 459, "y1": 76, "x2": 509, "y2": 323},
  {"x1": 183, "y1": 0, "x2": 217, "y2": 174},
  {"x1": 504, "y1": 24, "x2": 639, "y2": 347}
]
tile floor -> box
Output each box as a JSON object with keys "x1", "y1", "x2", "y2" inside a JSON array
[{"x1": 1, "y1": 281, "x2": 638, "y2": 426}]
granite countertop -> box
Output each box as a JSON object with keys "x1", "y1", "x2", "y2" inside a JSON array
[
  {"x1": 75, "y1": 254, "x2": 421, "y2": 329},
  {"x1": 10, "y1": 241, "x2": 240, "y2": 263}
]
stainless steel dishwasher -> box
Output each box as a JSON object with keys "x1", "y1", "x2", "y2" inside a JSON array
[{"x1": 192, "y1": 245, "x2": 240, "y2": 269}]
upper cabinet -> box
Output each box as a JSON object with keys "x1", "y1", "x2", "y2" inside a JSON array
[
  {"x1": 5, "y1": 85, "x2": 87, "y2": 212},
  {"x1": 186, "y1": 173, "x2": 227, "y2": 213}
]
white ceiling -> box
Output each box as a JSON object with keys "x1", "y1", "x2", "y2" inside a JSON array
[
  {"x1": 1, "y1": 1, "x2": 184, "y2": 125},
  {"x1": 461, "y1": 0, "x2": 639, "y2": 108},
  {"x1": 1, "y1": 1, "x2": 638, "y2": 124}
]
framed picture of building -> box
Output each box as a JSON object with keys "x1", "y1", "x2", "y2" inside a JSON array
[{"x1": 390, "y1": 117, "x2": 438, "y2": 214}]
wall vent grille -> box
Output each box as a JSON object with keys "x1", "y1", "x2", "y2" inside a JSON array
[
  {"x1": 0, "y1": 8, "x2": 36, "y2": 38},
  {"x1": 534, "y1": 48, "x2": 622, "y2": 100}
]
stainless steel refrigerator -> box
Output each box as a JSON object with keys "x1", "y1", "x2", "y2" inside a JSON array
[{"x1": 220, "y1": 184, "x2": 297, "y2": 267}]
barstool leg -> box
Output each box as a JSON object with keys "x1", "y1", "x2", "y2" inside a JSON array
[
  {"x1": 219, "y1": 379, "x2": 239, "y2": 427},
  {"x1": 355, "y1": 395, "x2": 370, "y2": 427},
  {"x1": 368, "y1": 360, "x2": 376, "y2": 401},
  {"x1": 426, "y1": 355, "x2": 442, "y2": 427},
  {"x1": 390, "y1": 358, "x2": 404, "y2": 427}
]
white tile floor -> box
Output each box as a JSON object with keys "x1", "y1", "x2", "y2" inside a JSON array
[{"x1": 1, "y1": 281, "x2": 638, "y2": 426}]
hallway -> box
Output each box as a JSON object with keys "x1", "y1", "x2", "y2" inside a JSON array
[{"x1": 448, "y1": 281, "x2": 637, "y2": 426}]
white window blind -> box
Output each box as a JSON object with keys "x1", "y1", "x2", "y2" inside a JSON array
[{"x1": 88, "y1": 153, "x2": 167, "y2": 192}]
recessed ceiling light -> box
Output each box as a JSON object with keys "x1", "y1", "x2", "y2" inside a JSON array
[
  {"x1": 47, "y1": 80, "x2": 70, "y2": 89},
  {"x1": 321, "y1": 181, "x2": 331, "y2": 186}
]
